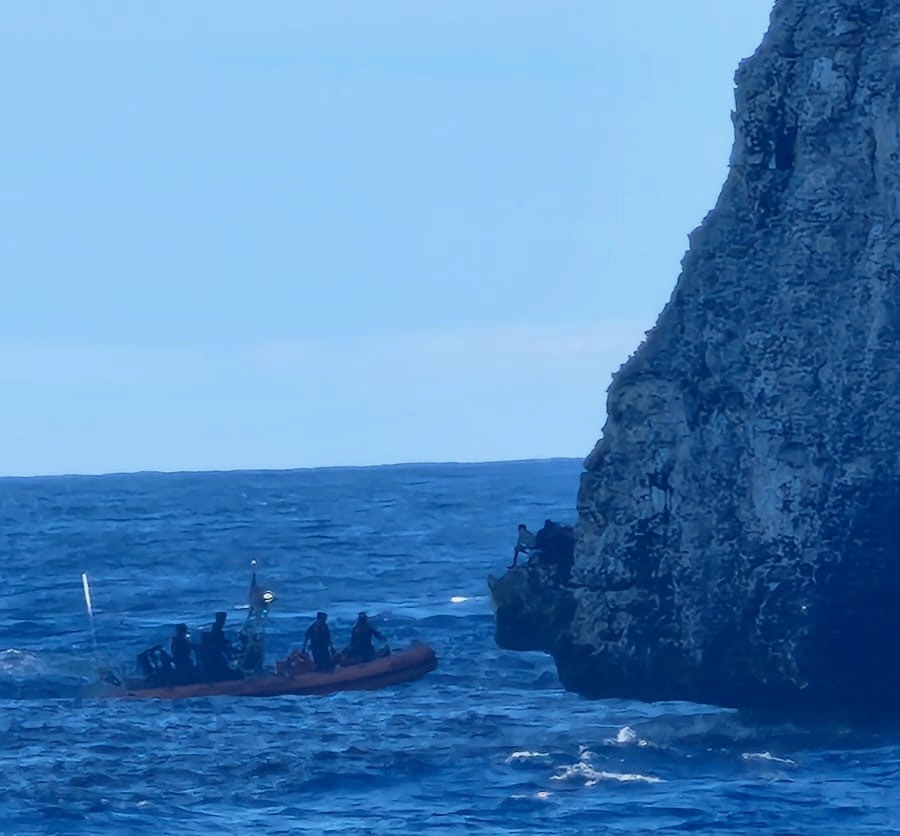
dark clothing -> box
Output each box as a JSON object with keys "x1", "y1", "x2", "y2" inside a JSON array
[
  {"x1": 170, "y1": 633, "x2": 195, "y2": 684},
  {"x1": 199, "y1": 630, "x2": 242, "y2": 681},
  {"x1": 304, "y1": 620, "x2": 334, "y2": 671},
  {"x1": 309, "y1": 646, "x2": 333, "y2": 672},
  {"x1": 349, "y1": 620, "x2": 385, "y2": 662},
  {"x1": 197, "y1": 632, "x2": 217, "y2": 677},
  {"x1": 210, "y1": 624, "x2": 232, "y2": 658},
  {"x1": 170, "y1": 634, "x2": 192, "y2": 668},
  {"x1": 304, "y1": 620, "x2": 331, "y2": 649}
]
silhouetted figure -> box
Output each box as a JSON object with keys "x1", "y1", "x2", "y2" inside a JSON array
[
  {"x1": 304, "y1": 611, "x2": 335, "y2": 671},
  {"x1": 197, "y1": 631, "x2": 216, "y2": 678},
  {"x1": 348, "y1": 612, "x2": 387, "y2": 663},
  {"x1": 170, "y1": 623, "x2": 196, "y2": 684},
  {"x1": 210, "y1": 611, "x2": 232, "y2": 659},
  {"x1": 510, "y1": 523, "x2": 537, "y2": 568},
  {"x1": 199, "y1": 613, "x2": 243, "y2": 681}
]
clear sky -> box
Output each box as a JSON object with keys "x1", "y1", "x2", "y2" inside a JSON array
[{"x1": 2, "y1": 1, "x2": 774, "y2": 477}]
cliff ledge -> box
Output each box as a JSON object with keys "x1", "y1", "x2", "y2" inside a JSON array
[{"x1": 493, "y1": 0, "x2": 900, "y2": 713}]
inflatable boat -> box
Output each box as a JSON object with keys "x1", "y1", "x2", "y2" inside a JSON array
[{"x1": 95, "y1": 642, "x2": 437, "y2": 700}]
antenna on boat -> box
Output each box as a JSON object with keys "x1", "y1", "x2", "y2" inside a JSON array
[
  {"x1": 81, "y1": 572, "x2": 101, "y2": 674},
  {"x1": 236, "y1": 558, "x2": 275, "y2": 674}
]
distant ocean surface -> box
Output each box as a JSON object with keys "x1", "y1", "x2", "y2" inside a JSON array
[{"x1": 2, "y1": 459, "x2": 900, "y2": 835}]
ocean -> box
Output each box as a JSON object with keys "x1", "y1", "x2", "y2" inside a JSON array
[{"x1": 2, "y1": 458, "x2": 899, "y2": 835}]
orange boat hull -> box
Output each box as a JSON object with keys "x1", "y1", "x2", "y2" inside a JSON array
[{"x1": 97, "y1": 643, "x2": 437, "y2": 700}]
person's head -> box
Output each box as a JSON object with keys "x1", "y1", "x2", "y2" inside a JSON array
[
  {"x1": 358, "y1": 612, "x2": 368, "y2": 622},
  {"x1": 317, "y1": 611, "x2": 327, "y2": 622},
  {"x1": 518, "y1": 523, "x2": 527, "y2": 532},
  {"x1": 215, "y1": 611, "x2": 227, "y2": 626},
  {"x1": 176, "y1": 623, "x2": 188, "y2": 635},
  {"x1": 544, "y1": 519, "x2": 552, "y2": 527}
]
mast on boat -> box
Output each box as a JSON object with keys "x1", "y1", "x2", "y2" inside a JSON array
[{"x1": 236, "y1": 560, "x2": 275, "y2": 673}]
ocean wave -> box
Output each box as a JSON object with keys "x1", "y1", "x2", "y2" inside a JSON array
[
  {"x1": 741, "y1": 751, "x2": 798, "y2": 766},
  {"x1": 0, "y1": 648, "x2": 44, "y2": 676},
  {"x1": 549, "y1": 745, "x2": 664, "y2": 787},
  {"x1": 505, "y1": 750, "x2": 552, "y2": 764},
  {"x1": 0, "y1": 648, "x2": 101, "y2": 700},
  {"x1": 550, "y1": 761, "x2": 664, "y2": 786},
  {"x1": 605, "y1": 725, "x2": 653, "y2": 748}
]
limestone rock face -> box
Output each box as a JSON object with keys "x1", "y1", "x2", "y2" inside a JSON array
[{"x1": 494, "y1": 0, "x2": 900, "y2": 712}]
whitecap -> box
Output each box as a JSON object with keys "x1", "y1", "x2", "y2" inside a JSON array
[
  {"x1": 505, "y1": 791, "x2": 554, "y2": 802},
  {"x1": 0, "y1": 648, "x2": 44, "y2": 676},
  {"x1": 605, "y1": 725, "x2": 651, "y2": 747},
  {"x1": 616, "y1": 726, "x2": 638, "y2": 744},
  {"x1": 741, "y1": 751, "x2": 797, "y2": 766},
  {"x1": 505, "y1": 750, "x2": 551, "y2": 764},
  {"x1": 551, "y1": 761, "x2": 664, "y2": 786}
]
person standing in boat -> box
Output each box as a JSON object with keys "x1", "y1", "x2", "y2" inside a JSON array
[
  {"x1": 170, "y1": 623, "x2": 196, "y2": 684},
  {"x1": 210, "y1": 611, "x2": 233, "y2": 659},
  {"x1": 303, "y1": 611, "x2": 335, "y2": 671},
  {"x1": 348, "y1": 612, "x2": 387, "y2": 663},
  {"x1": 201, "y1": 611, "x2": 243, "y2": 681}
]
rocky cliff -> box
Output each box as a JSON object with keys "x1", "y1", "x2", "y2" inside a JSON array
[{"x1": 491, "y1": 0, "x2": 900, "y2": 712}]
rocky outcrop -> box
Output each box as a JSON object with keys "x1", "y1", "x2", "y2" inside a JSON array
[
  {"x1": 490, "y1": 522, "x2": 576, "y2": 651},
  {"x1": 493, "y1": 0, "x2": 900, "y2": 712}
]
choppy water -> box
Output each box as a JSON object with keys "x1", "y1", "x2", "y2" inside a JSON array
[{"x1": 2, "y1": 459, "x2": 900, "y2": 834}]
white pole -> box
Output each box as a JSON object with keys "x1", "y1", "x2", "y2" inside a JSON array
[{"x1": 81, "y1": 572, "x2": 101, "y2": 673}]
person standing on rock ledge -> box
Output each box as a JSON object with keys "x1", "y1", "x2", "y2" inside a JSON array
[{"x1": 510, "y1": 523, "x2": 537, "y2": 568}]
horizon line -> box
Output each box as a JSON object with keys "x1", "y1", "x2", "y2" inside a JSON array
[{"x1": 0, "y1": 455, "x2": 586, "y2": 482}]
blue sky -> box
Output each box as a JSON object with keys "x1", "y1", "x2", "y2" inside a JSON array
[{"x1": 1, "y1": 1, "x2": 773, "y2": 476}]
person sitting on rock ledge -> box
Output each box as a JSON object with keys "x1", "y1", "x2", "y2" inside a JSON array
[{"x1": 510, "y1": 523, "x2": 537, "y2": 568}]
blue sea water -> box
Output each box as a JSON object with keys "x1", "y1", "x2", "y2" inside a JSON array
[{"x1": 2, "y1": 458, "x2": 900, "y2": 835}]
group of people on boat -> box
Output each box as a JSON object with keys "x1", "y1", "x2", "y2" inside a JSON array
[
  {"x1": 137, "y1": 609, "x2": 389, "y2": 687},
  {"x1": 302, "y1": 610, "x2": 388, "y2": 671},
  {"x1": 138, "y1": 611, "x2": 245, "y2": 686}
]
